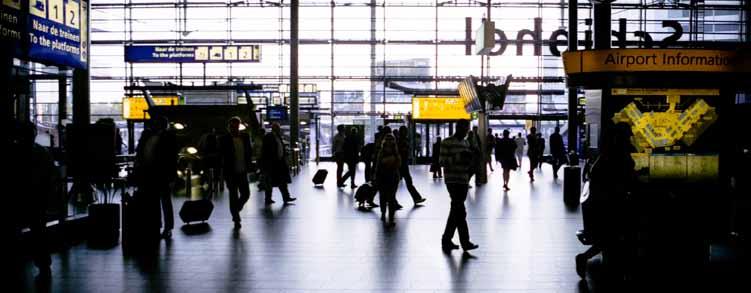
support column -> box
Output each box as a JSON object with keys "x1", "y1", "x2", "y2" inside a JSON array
[
  {"x1": 593, "y1": 2, "x2": 611, "y2": 50},
  {"x1": 72, "y1": 68, "x2": 90, "y2": 125},
  {"x1": 290, "y1": 0, "x2": 300, "y2": 147},
  {"x1": 477, "y1": 113, "x2": 488, "y2": 184},
  {"x1": 567, "y1": 0, "x2": 579, "y2": 158},
  {"x1": 2, "y1": 49, "x2": 13, "y2": 120}
]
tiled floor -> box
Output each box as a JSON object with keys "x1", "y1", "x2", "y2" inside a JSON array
[{"x1": 18, "y1": 161, "x2": 746, "y2": 292}]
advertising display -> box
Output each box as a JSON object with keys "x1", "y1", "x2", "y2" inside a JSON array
[
  {"x1": 412, "y1": 97, "x2": 471, "y2": 120},
  {"x1": 609, "y1": 88, "x2": 721, "y2": 183},
  {"x1": 1, "y1": 0, "x2": 88, "y2": 69},
  {"x1": 125, "y1": 45, "x2": 261, "y2": 63},
  {"x1": 122, "y1": 96, "x2": 179, "y2": 120}
]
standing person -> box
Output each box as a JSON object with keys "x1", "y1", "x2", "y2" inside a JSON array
[
  {"x1": 467, "y1": 126, "x2": 482, "y2": 185},
  {"x1": 333, "y1": 125, "x2": 347, "y2": 187},
  {"x1": 134, "y1": 116, "x2": 177, "y2": 239},
  {"x1": 549, "y1": 126, "x2": 566, "y2": 179},
  {"x1": 398, "y1": 126, "x2": 427, "y2": 205},
  {"x1": 486, "y1": 129, "x2": 495, "y2": 172},
  {"x1": 498, "y1": 130, "x2": 519, "y2": 191},
  {"x1": 219, "y1": 117, "x2": 253, "y2": 230},
  {"x1": 261, "y1": 123, "x2": 297, "y2": 205},
  {"x1": 341, "y1": 127, "x2": 361, "y2": 188},
  {"x1": 431, "y1": 137, "x2": 443, "y2": 179},
  {"x1": 526, "y1": 127, "x2": 539, "y2": 181},
  {"x1": 9, "y1": 121, "x2": 54, "y2": 281},
  {"x1": 361, "y1": 141, "x2": 375, "y2": 182},
  {"x1": 494, "y1": 133, "x2": 502, "y2": 165},
  {"x1": 374, "y1": 134, "x2": 401, "y2": 227},
  {"x1": 199, "y1": 128, "x2": 221, "y2": 196},
  {"x1": 514, "y1": 133, "x2": 526, "y2": 169},
  {"x1": 252, "y1": 128, "x2": 266, "y2": 191},
  {"x1": 536, "y1": 133, "x2": 546, "y2": 170},
  {"x1": 440, "y1": 119, "x2": 479, "y2": 253}
]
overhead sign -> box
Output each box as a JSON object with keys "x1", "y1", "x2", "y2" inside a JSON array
[
  {"x1": 122, "y1": 96, "x2": 179, "y2": 120},
  {"x1": 563, "y1": 49, "x2": 751, "y2": 74},
  {"x1": 1, "y1": 0, "x2": 89, "y2": 69},
  {"x1": 266, "y1": 106, "x2": 288, "y2": 121},
  {"x1": 125, "y1": 45, "x2": 261, "y2": 63},
  {"x1": 412, "y1": 97, "x2": 470, "y2": 120}
]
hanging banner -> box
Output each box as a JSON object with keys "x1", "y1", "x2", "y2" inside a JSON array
[
  {"x1": 125, "y1": 45, "x2": 261, "y2": 63},
  {"x1": 27, "y1": 0, "x2": 88, "y2": 69}
]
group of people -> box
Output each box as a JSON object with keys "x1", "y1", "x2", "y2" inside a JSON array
[{"x1": 133, "y1": 117, "x2": 297, "y2": 238}]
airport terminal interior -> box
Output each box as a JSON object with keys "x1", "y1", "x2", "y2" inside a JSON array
[{"x1": 4, "y1": 0, "x2": 751, "y2": 292}]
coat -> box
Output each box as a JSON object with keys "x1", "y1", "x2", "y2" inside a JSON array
[
  {"x1": 261, "y1": 132, "x2": 292, "y2": 186},
  {"x1": 219, "y1": 132, "x2": 253, "y2": 175},
  {"x1": 134, "y1": 129, "x2": 178, "y2": 187}
]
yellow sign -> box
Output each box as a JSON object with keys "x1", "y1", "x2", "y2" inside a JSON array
[
  {"x1": 563, "y1": 49, "x2": 751, "y2": 74},
  {"x1": 412, "y1": 97, "x2": 470, "y2": 120},
  {"x1": 122, "y1": 96, "x2": 179, "y2": 120}
]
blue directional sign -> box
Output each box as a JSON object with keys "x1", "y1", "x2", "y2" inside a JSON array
[
  {"x1": 125, "y1": 45, "x2": 261, "y2": 63},
  {"x1": 26, "y1": 0, "x2": 89, "y2": 69}
]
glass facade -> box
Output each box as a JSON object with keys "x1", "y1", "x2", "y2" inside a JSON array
[{"x1": 30, "y1": 0, "x2": 743, "y2": 158}]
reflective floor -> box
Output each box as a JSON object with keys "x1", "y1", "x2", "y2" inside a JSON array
[{"x1": 20, "y1": 162, "x2": 627, "y2": 292}]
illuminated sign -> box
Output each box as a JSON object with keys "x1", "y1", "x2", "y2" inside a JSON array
[
  {"x1": 563, "y1": 49, "x2": 751, "y2": 74},
  {"x1": 412, "y1": 97, "x2": 470, "y2": 120},
  {"x1": 124, "y1": 45, "x2": 261, "y2": 63},
  {"x1": 122, "y1": 96, "x2": 179, "y2": 120},
  {"x1": 1, "y1": 0, "x2": 89, "y2": 68}
]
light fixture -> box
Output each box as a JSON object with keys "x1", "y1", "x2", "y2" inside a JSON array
[
  {"x1": 263, "y1": 121, "x2": 270, "y2": 125},
  {"x1": 300, "y1": 121, "x2": 308, "y2": 126},
  {"x1": 186, "y1": 147, "x2": 198, "y2": 155},
  {"x1": 177, "y1": 170, "x2": 184, "y2": 177},
  {"x1": 239, "y1": 123, "x2": 247, "y2": 131},
  {"x1": 173, "y1": 122, "x2": 186, "y2": 130}
]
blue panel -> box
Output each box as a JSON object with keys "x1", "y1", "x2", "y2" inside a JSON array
[
  {"x1": 125, "y1": 45, "x2": 261, "y2": 63},
  {"x1": 27, "y1": 0, "x2": 88, "y2": 69}
]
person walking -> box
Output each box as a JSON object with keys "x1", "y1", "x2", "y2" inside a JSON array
[
  {"x1": 361, "y1": 141, "x2": 375, "y2": 182},
  {"x1": 526, "y1": 127, "x2": 539, "y2": 181},
  {"x1": 397, "y1": 126, "x2": 427, "y2": 205},
  {"x1": 431, "y1": 137, "x2": 443, "y2": 179},
  {"x1": 261, "y1": 123, "x2": 297, "y2": 205},
  {"x1": 536, "y1": 133, "x2": 546, "y2": 170},
  {"x1": 497, "y1": 130, "x2": 519, "y2": 191},
  {"x1": 486, "y1": 129, "x2": 495, "y2": 172},
  {"x1": 219, "y1": 117, "x2": 253, "y2": 229},
  {"x1": 440, "y1": 119, "x2": 479, "y2": 253},
  {"x1": 514, "y1": 132, "x2": 526, "y2": 168},
  {"x1": 134, "y1": 116, "x2": 177, "y2": 239},
  {"x1": 374, "y1": 134, "x2": 401, "y2": 227},
  {"x1": 333, "y1": 125, "x2": 347, "y2": 187},
  {"x1": 341, "y1": 127, "x2": 361, "y2": 188},
  {"x1": 550, "y1": 126, "x2": 567, "y2": 179}
]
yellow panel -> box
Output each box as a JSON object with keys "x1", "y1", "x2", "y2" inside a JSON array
[
  {"x1": 687, "y1": 155, "x2": 719, "y2": 182},
  {"x1": 122, "y1": 96, "x2": 179, "y2": 120},
  {"x1": 412, "y1": 97, "x2": 471, "y2": 120},
  {"x1": 650, "y1": 155, "x2": 687, "y2": 180}
]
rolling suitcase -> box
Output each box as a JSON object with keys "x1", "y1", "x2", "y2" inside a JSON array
[
  {"x1": 179, "y1": 199, "x2": 214, "y2": 224},
  {"x1": 312, "y1": 169, "x2": 328, "y2": 186}
]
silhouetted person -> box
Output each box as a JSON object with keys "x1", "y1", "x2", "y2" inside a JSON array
[
  {"x1": 361, "y1": 142, "x2": 375, "y2": 181},
  {"x1": 333, "y1": 125, "x2": 347, "y2": 187},
  {"x1": 486, "y1": 129, "x2": 495, "y2": 172},
  {"x1": 440, "y1": 119, "x2": 479, "y2": 252},
  {"x1": 536, "y1": 133, "x2": 545, "y2": 170},
  {"x1": 7, "y1": 121, "x2": 53, "y2": 282},
  {"x1": 253, "y1": 127, "x2": 266, "y2": 191},
  {"x1": 498, "y1": 129, "x2": 518, "y2": 191},
  {"x1": 134, "y1": 116, "x2": 177, "y2": 239},
  {"x1": 398, "y1": 126, "x2": 426, "y2": 205},
  {"x1": 341, "y1": 127, "x2": 361, "y2": 188},
  {"x1": 549, "y1": 126, "x2": 566, "y2": 179},
  {"x1": 468, "y1": 125, "x2": 482, "y2": 184},
  {"x1": 576, "y1": 122, "x2": 637, "y2": 279},
  {"x1": 431, "y1": 137, "x2": 443, "y2": 179},
  {"x1": 374, "y1": 134, "x2": 401, "y2": 227},
  {"x1": 262, "y1": 123, "x2": 297, "y2": 205},
  {"x1": 514, "y1": 132, "x2": 525, "y2": 168},
  {"x1": 494, "y1": 133, "x2": 502, "y2": 165},
  {"x1": 219, "y1": 117, "x2": 253, "y2": 230},
  {"x1": 526, "y1": 127, "x2": 539, "y2": 181},
  {"x1": 199, "y1": 128, "x2": 221, "y2": 195}
]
